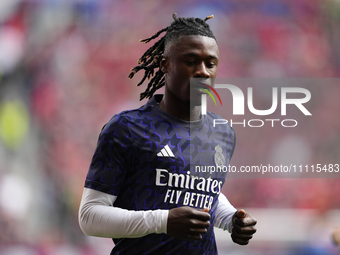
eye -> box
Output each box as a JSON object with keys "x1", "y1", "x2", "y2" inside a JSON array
[
  {"x1": 207, "y1": 62, "x2": 217, "y2": 68},
  {"x1": 185, "y1": 60, "x2": 195, "y2": 66},
  {"x1": 185, "y1": 59, "x2": 196, "y2": 66}
]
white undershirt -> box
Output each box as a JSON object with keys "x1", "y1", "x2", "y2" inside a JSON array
[{"x1": 78, "y1": 187, "x2": 236, "y2": 238}]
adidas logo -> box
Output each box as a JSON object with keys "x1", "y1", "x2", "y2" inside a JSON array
[{"x1": 157, "y1": 144, "x2": 175, "y2": 157}]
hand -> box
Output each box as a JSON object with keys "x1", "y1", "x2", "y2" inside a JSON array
[
  {"x1": 231, "y1": 209, "x2": 257, "y2": 245},
  {"x1": 167, "y1": 206, "x2": 211, "y2": 241},
  {"x1": 332, "y1": 225, "x2": 340, "y2": 246}
]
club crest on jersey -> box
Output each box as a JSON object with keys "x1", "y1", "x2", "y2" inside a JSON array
[{"x1": 214, "y1": 144, "x2": 225, "y2": 167}]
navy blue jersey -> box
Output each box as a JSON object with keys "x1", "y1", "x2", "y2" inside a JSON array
[{"x1": 85, "y1": 95, "x2": 236, "y2": 255}]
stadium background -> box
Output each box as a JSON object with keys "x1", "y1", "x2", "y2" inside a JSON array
[{"x1": 0, "y1": 0, "x2": 340, "y2": 254}]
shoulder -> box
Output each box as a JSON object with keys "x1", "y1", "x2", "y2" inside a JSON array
[
  {"x1": 206, "y1": 111, "x2": 223, "y2": 120},
  {"x1": 102, "y1": 106, "x2": 146, "y2": 132},
  {"x1": 101, "y1": 98, "x2": 158, "y2": 135}
]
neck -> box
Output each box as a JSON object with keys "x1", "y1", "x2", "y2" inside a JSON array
[{"x1": 159, "y1": 94, "x2": 201, "y2": 121}]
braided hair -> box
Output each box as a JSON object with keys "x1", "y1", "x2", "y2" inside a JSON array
[{"x1": 128, "y1": 13, "x2": 216, "y2": 100}]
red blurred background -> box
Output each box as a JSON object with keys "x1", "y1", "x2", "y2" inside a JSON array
[{"x1": 0, "y1": 0, "x2": 340, "y2": 254}]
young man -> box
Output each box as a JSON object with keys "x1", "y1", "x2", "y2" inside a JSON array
[{"x1": 79, "y1": 14, "x2": 257, "y2": 254}]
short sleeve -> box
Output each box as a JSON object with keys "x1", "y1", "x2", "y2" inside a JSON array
[{"x1": 84, "y1": 115, "x2": 133, "y2": 196}]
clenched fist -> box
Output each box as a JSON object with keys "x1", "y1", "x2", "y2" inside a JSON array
[
  {"x1": 231, "y1": 209, "x2": 257, "y2": 245},
  {"x1": 167, "y1": 206, "x2": 211, "y2": 241}
]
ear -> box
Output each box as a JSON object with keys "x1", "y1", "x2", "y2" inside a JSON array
[{"x1": 160, "y1": 56, "x2": 169, "y2": 73}]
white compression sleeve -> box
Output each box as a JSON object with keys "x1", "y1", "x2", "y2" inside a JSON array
[
  {"x1": 78, "y1": 188, "x2": 169, "y2": 238},
  {"x1": 214, "y1": 193, "x2": 237, "y2": 233}
]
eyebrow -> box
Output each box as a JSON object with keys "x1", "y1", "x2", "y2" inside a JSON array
[{"x1": 182, "y1": 52, "x2": 219, "y2": 60}]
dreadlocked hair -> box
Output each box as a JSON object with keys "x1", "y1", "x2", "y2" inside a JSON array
[{"x1": 128, "y1": 13, "x2": 216, "y2": 100}]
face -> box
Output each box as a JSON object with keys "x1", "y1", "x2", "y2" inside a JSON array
[{"x1": 160, "y1": 35, "x2": 219, "y2": 106}]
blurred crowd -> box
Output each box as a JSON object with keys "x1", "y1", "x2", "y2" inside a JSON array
[{"x1": 0, "y1": 0, "x2": 340, "y2": 254}]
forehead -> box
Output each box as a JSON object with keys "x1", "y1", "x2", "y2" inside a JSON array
[{"x1": 165, "y1": 35, "x2": 219, "y2": 57}]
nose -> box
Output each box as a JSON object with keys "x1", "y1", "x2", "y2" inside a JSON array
[{"x1": 194, "y1": 62, "x2": 210, "y2": 78}]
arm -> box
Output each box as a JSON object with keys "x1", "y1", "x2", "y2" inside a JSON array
[
  {"x1": 214, "y1": 193, "x2": 237, "y2": 233},
  {"x1": 78, "y1": 187, "x2": 168, "y2": 238},
  {"x1": 78, "y1": 187, "x2": 211, "y2": 240}
]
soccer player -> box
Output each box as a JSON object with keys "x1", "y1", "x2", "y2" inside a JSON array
[{"x1": 79, "y1": 14, "x2": 257, "y2": 254}]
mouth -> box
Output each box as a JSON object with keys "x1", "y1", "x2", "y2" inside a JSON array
[
  {"x1": 191, "y1": 80, "x2": 211, "y2": 94},
  {"x1": 190, "y1": 78, "x2": 222, "y2": 106},
  {"x1": 191, "y1": 78, "x2": 213, "y2": 89}
]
